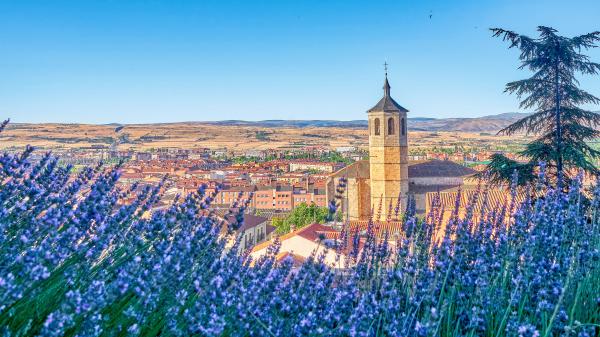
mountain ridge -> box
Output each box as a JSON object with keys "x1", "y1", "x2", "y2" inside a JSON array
[
  {"x1": 15, "y1": 111, "x2": 594, "y2": 133},
  {"x1": 201, "y1": 112, "x2": 533, "y2": 132}
]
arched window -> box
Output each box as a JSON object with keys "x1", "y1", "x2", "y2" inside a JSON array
[
  {"x1": 401, "y1": 118, "x2": 406, "y2": 135},
  {"x1": 388, "y1": 118, "x2": 395, "y2": 135},
  {"x1": 374, "y1": 118, "x2": 380, "y2": 135}
]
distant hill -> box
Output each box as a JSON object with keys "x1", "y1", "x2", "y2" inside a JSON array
[
  {"x1": 409, "y1": 112, "x2": 532, "y2": 132},
  {"x1": 0, "y1": 112, "x2": 540, "y2": 152},
  {"x1": 206, "y1": 112, "x2": 532, "y2": 133},
  {"x1": 10, "y1": 112, "x2": 541, "y2": 134},
  {"x1": 478, "y1": 112, "x2": 528, "y2": 120},
  {"x1": 206, "y1": 120, "x2": 368, "y2": 128}
]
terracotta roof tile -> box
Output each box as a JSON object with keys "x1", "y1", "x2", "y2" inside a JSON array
[
  {"x1": 348, "y1": 220, "x2": 404, "y2": 238},
  {"x1": 251, "y1": 222, "x2": 339, "y2": 253}
]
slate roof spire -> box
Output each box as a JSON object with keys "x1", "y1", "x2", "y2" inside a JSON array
[
  {"x1": 368, "y1": 64, "x2": 409, "y2": 113},
  {"x1": 383, "y1": 62, "x2": 391, "y2": 97}
]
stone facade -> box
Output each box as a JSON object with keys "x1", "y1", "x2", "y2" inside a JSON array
[
  {"x1": 326, "y1": 75, "x2": 477, "y2": 221},
  {"x1": 327, "y1": 160, "x2": 371, "y2": 220},
  {"x1": 368, "y1": 110, "x2": 408, "y2": 219}
]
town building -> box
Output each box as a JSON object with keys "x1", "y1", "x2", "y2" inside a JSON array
[
  {"x1": 251, "y1": 222, "x2": 344, "y2": 267},
  {"x1": 289, "y1": 161, "x2": 344, "y2": 173},
  {"x1": 327, "y1": 73, "x2": 477, "y2": 220},
  {"x1": 221, "y1": 213, "x2": 275, "y2": 252}
]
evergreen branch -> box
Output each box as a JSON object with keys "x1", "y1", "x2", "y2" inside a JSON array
[
  {"x1": 482, "y1": 153, "x2": 535, "y2": 186},
  {"x1": 490, "y1": 28, "x2": 538, "y2": 58},
  {"x1": 498, "y1": 110, "x2": 552, "y2": 136},
  {"x1": 571, "y1": 31, "x2": 600, "y2": 50}
]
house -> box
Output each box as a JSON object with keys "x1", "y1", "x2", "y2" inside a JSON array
[
  {"x1": 222, "y1": 213, "x2": 275, "y2": 252},
  {"x1": 251, "y1": 223, "x2": 345, "y2": 267}
]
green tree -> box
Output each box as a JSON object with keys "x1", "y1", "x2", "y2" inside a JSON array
[
  {"x1": 271, "y1": 217, "x2": 289, "y2": 234},
  {"x1": 272, "y1": 203, "x2": 329, "y2": 234},
  {"x1": 485, "y1": 27, "x2": 600, "y2": 188}
]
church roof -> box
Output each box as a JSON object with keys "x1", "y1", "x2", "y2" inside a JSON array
[
  {"x1": 408, "y1": 160, "x2": 477, "y2": 178},
  {"x1": 408, "y1": 184, "x2": 461, "y2": 194},
  {"x1": 329, "y1": 160, "x2": 370, "y2": 179},
  {"x1": 329, "y1": 160, "x2": 476, "y2": 180},
  {"x1": 368, "y1": 76, "x2": 409, "y2": 113}
]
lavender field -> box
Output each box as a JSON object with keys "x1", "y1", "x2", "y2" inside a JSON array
[{"x1": 0, "y1": 122, "x2": 598, "y2": 336}]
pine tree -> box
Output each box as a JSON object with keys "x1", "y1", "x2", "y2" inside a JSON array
[{"x1": 485, "y1": 26, "x2": 600, "y2": 188}]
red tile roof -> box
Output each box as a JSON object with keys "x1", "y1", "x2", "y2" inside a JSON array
[
  {"x1": 251, "y1": 222, "x2": 339, "y2": 252},
  {"x1": 296, "y1": 223, "x2": 339, "y2": 241},
  {"x1": 348, "y1": 220, "x2": 404, "y2": 238}
]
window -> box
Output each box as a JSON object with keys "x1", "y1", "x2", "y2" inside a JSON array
[
  {"x1": 388, "y1": 118, "x2": 395, "y2": 135},
  {"x1": 401, "y1": 118, "x2": 406, "y2": 136},
  {"x1": 257, "y1": 228, "x2": 264, "y2": 242},
  {"x1": 374, "y1": 118, "x2": 380, "y2": 135}
]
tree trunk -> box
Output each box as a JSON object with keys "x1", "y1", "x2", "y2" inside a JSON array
[{"x1": 555, "y1": 40, "x2": 563, "y2": 190}]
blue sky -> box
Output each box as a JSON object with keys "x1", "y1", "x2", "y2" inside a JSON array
[{"x1": 1, "y1": 0, "x2": 599, "y2": 124}]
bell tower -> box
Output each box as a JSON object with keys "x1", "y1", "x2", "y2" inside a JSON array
[{"x1": 367, "y1": 67, "x2": 409, "y2": 219}]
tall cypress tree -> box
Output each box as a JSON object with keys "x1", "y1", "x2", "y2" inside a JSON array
[{"x1": 485, "y1": 26, "x2": 600, "y2": 188}]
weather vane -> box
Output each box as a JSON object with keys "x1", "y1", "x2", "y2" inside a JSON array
[{"x1": 384, "y1": 61, "x2": 388, "y2": 76}]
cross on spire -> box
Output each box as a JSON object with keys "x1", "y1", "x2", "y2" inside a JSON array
[
  {"x1": 383, "y1": 62, "x2": 390, "y2": 97},
  {"x1": 368, "y1": 61, "x2": 409, "y2": 113}
]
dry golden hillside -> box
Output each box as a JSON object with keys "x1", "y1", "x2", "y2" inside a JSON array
[{"x1": 0, "y1": 122, "x2": 525, "y2": 152}]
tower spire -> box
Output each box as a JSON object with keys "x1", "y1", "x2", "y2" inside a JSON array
[
  {"x1": 383, "y1": 61, "x2": 391, "y2": 97},
  {"x1": 368, "y1": 62, "x2": 408, "y2": 113}
]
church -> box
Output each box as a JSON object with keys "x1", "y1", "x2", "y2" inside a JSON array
[{"x1": 326, "y1": 73, "x2": 477, "y2": 221}]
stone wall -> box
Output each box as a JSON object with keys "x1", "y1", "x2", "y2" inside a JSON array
[{"x1": 368, "y1": 110, "x2": 408, "y2": 219}]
